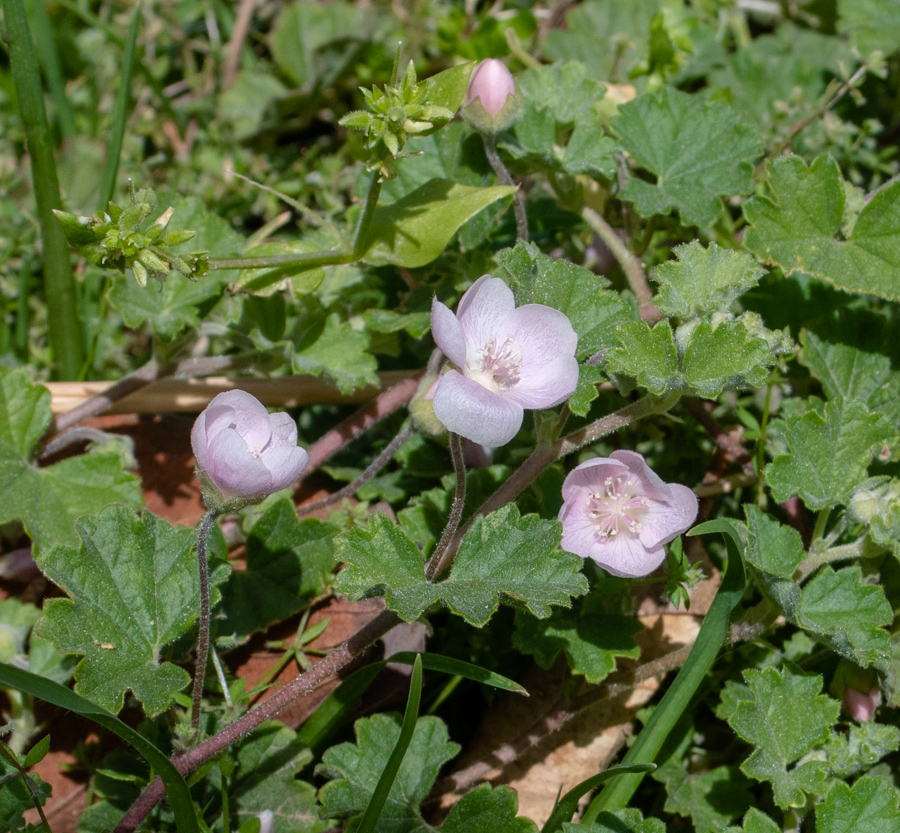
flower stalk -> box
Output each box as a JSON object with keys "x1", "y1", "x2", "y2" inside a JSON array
[{"x1": 191, "y1": 509, "x2": 218, "y2": 732}]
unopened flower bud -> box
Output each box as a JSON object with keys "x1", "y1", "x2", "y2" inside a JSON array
[
  {"x1": 256, "y1": 810, "x2": 274, "y2": 833},
  {"x1": 843, "y1": 686, "x2": 880, "y2": 722},
  {"x1": 461, "y1": 59, "x2": 521, "y2": 134},
  {"x1": 191, "y1": 390, "x2": 309, "y2": 511}
]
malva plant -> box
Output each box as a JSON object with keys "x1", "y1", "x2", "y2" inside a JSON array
[{"x1": 0, "y1": 3, "x2": 899, "y2": 833}]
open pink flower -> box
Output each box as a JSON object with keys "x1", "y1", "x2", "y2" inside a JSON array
[
  {"x1": 559, "y1": 450, "x2": 698, "y2": 578},
  {"x1": 191, "y1": 390, "x2": 309, "y2": 505},
  {"x1": 431, "y1": 275, "x2": 579, "y2": 447}
]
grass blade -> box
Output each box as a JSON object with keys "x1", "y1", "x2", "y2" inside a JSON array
[
  {"x1": 356, "y1": 654, "x2": 423, "y2": 833},
  {"x1": 3, "y1": 0, "x2": 84, "y2": 379},
  {"x1": 97, "y1": 0, "x2": 142, "y2": 210},
  {"x1": 0, "y1": 662, "x2": 201, "y2": 833},
  {"x1": 582, "y1": 519, "x2": 747, "y2": 821},
  {"x1": 27, "y1": 0, "x2": 77, "y2": 139}
]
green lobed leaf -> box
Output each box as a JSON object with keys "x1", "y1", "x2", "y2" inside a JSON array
[
  {"x1": 816, "y1": 775, "x2": 900, "y2": 833},
  {"x1": 606, "y1": 317, "x2": 778, "y2": 398},
  {"x1": 541, "y1": 0, "x2": 659, "y2": 81},
  {"x1": 663, "y1": 766, "x2": 754, "y2": 833},
  {"x1": 503, "y1": 62, "x2": 617, "y2": 179},
  {"x1": 290, "y1": 312, "x2": 379, "y2": 393},
  {"x1": 613, "y1": 87, "x2": 761, "y2": 227},
  {"x1": 744, "y1": 155, "x2": 900, "y2": 302},
  {"x1": 727, "y1": 667, "x2": 840, "y2": 807},
  {"x1": 744, "y1": 506, "x2": 804, "y2": 620},
  {"x1": 723, "y1": 807, "x2": 783, "y2": 833},
  {"x1": 797, "y1": 566, "x2": 892, "y2": 669},
  {"x1": 822, "y1": 721, "x2": 900, "y2": 778},
  {"x1": 335, "y1": 506, "x2": 587, "y2": 627},
  {"x1": 35, "y1": 506, "x2": 226, "y2": 715},
  {"x1": 513, "y1": 600, "x2": 641, "y2": 684},
  {"x1": 498, "y1": 241, "x2": 634, "y2": 361},
  {"x1": 317, "y1": 713, "x2": 460, "y2": 832},
  {"x1": 0, "y1": 370, "x2": 142, "y2": 555},
  {"x1": 360, "y1": 179, "x2": 516, "y2": 268},
  {"x1": 837, "y1": 0, "x2": 900, "y2": 56},
  {"x1": 651, "y1": 242, "x2": 766, "y2": 319},
  {"x1": 765, "y1": 396, "x2": 895, "y2": 510},
  {"x1": 568, "y1": 365, "x2": 607, "y2": 418},
  {"x1": 799, "y1": 311, "x2": 900, "y2": 430},
  {"x1": 562, "y1": 809, "x2": 666, "y2": 833},
  {"x1": 442, "y1": 784, "x2": 537, "y2": 833},
  {"x1": 219, "y1": 499, "x2": 336, "y2": 640}
]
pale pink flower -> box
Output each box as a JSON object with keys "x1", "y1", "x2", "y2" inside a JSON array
[
  {"x1": 558, "y1": 451, "x2": 698, "y2": 578},
  {"x1": 467, "y1": 59, "x2": 516, "y2": 118},
  {"x1": 191, "y1": 390, "x2": 308, "y2": 504},
  {"x1": 843, "y1": 686, "x2": 880, "y2": 722},
  {"x1": 431, "y1": 275, "x2": 579, "y2": 447}
]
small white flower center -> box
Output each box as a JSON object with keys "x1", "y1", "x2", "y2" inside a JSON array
[
  {"x1": 587, "y1": 475, "x2": 651, "y2": 539},
  {"x1": 466, "y1": 336, "x2": 522, "y2": 393}
]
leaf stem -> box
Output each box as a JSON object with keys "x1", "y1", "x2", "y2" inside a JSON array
[
  {"x1": 424, "y1": 432, "x2": 468, "y2": 581},
  {"x1": 191, "y1": 509, "x2": 219, "y2": 732},
  {"x1": 297, "y1": 422, "x2": 415, "y2": 518},
  {"x1": 483, "y1": 135, "x2": 528, "y2": 240},
  {"x1": 581, "y1": 206, "x2": 661, "y2": 323}
]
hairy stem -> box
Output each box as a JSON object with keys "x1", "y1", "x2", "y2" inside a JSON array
[
  {"x1": 424, "y1": 432, "x2": 468, "y2": 581},
  {"x1": 451, "y1": 392, "x2": 681, "y2": 550},
  {"x1": 114, "y1": 609, "x2": 400, "y2": 833},
  {"x1": 582, "y1": 206, "x2": 661, "y2": 323},
  {"x1": 303, "y1": 374, "x2": 422, "y2": 475},
  {"x1": 297, "y1": 422, "x2": 415, "y2": 518},
  {"x1": 191, "y1": 510, "x2": 219, "y2": 731},
  {"x1": 483, "y1": 135, "x2": 528, "y2": 241}
]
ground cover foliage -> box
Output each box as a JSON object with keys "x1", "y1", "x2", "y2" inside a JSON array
[{"x1": 1, "y1": 0, "x2": 900, "y2": 831}]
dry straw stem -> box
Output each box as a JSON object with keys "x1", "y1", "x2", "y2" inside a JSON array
[{"x1": 46, "y1": 370, "x2": 417, "y2": 416}]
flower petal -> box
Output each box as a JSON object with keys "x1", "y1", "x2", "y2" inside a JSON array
[
  {"x1": 266, "y1": 411, "x2": 299, "y2": 448},
  {"x1": 589, "y1": 534, "x2": 668, "y2": 578},
  {"x1": 204, "y1": 390, "x2": 272, "y2": 450},
  {"x1": 639, "y1": 483, "x2": 699, "y2": 549},
  {"x1": 560, "y1": 457, "x2": 628, "y2": 504},
  {"x1": 503, "y1": 353, "x2": 580, "y2": 409},
  {"x1": 496, "y1": 304, "x2": 578, "y2": 370},
  {"x1": 259, "y1": 445, "x2": 309, "y2": 492},
  {"x1": 432, "y1": 369, "x2": 524, "y2": 447},
  {"x1": 206, "y1": 428, "x2": 273, "y2": 498},
  {"x1": 431, "y1": 297, "x2": 467, "y2": 368},
  {"x1": 610, "y1": 449, "x2": 671, "y2": 501},
  {"x1": 456, "y1": 276, "x2": 516, "y2": 358}
]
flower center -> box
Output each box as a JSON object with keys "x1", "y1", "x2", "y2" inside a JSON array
[
  {"x1": 466, "y1": 336, "x2": 522, "y2": 393},
  {"x1": 587, "y1": 474, "x2": 651, "y2": 539}
]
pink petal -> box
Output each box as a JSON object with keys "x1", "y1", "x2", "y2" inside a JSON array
[
  {"x1": 610, "y1": 450, "x2": 671, "y2": 500},
  {"x1": 560, "y1": 457, "x2": 628, "y2": 504},
  {"x1": 432, "y1": 369, "x2": 524, "y2": 447},
  {"x1": 191, "y1": 409, "x2": 213, "y2": 470},
  {"x1": 431, "y1": 297, "x2": 467, "y2": 368},
  {"x1": 590, "y1": 535, "x2": 668, "y2": 578},
  {"x1": 496, "y1": 304, "x2": 578, "y2": 371},
  {"x1": 260, "y1": 445, "x2": 309, "y2": 492},
  {"x1": 639, "y1": 483, "x2": 699, "y2": 549},
  {"x1": 267, "y1": 411, "x2": 298, "y2": 447},
  {"x1": 504, "y1": 353, "x2": 580, "y2": 409},
  {"x1": 205, "y1": 390, "x2": 272, "y2": 449},
  {"x1": 456, "y1": 276, "x2": 516, "y2": 357},
  {"x1": 206, "y1": 428, "x2": 272, "y2": 498}
]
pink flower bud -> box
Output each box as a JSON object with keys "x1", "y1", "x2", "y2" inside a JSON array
[
  {"x1": 467, "y1": 59, "x2": 516, "y2": 118},
  {"x1": 462, "y1": 59, "x2": 521, "y2": 133},
  {"x1": 843, "y1": 686, "x2": 880, "y2": 722},
  {"x1": 558, "y1": 451, "x2": 699, "y2": 578},
  {"x1": 191, "y1": 390, "x2": 309, "y2": 507}
]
